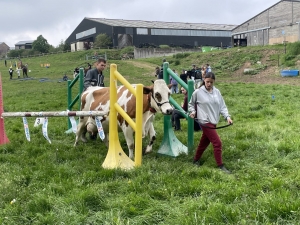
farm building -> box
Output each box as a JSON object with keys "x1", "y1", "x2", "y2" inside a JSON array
[
  {"x1": 232, "y1": 0, "x2": 300, "y2": 47},
  {"x1": 65, "y1": 18, "x2": 236, "y2": 51},
  {"x1": 15, "y1": 40, "x2": 34, "y2": 50},
  {"x1": 0, "y1": 42, "x2": 10, "y2": 56}
]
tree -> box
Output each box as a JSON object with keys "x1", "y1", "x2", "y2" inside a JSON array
[
  {"x1": 63, "y1": 42, "x2": 71, "y2": 51},
  {"x1": 32, "y1": 35, "x2": 50, "y2": 53},
  {"x1": 93, "y1": 33, "x2": 112, "y2": 48},
  {"x1": 55, "y1": 39, "x2": 71, "y2": 52}
]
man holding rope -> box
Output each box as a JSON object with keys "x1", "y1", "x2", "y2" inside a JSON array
[{"x1": 188, "y1": 72, "x2": 233, "y2": 173}]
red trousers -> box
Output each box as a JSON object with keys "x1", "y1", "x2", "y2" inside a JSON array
[{"x1": 194, "y1": 123, "x2": 223, "y2": 166}]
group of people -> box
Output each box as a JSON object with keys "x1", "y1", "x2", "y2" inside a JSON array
[
  {"x1": 85, "y1": 57, "x2": 233, "y2": 174},
  {"x1": 170, "y1": 63, "x2": 212, "y2": 132},
  {"x1": 7, "y1": 60, "x2": 28, "y2": 79}
]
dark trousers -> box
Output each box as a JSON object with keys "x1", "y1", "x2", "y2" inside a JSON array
[
  {"x1": 171, "y1": 110, "x2": 185, "y2": 130},
  {"x1": 194, "y1": 123, "x2": 223, "y2": 166}
]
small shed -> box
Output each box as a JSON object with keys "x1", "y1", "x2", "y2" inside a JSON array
[
  {"x1": 0, "y1": 42, "x2": 10, "y2": 55},
  {"x1": 15, "y1": 40, "x2": 34, "y2": 50}
]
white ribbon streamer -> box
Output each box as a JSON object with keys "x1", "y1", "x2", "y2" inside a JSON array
[
  {"x1": 42, "y1": 117, "x2": 51, "y2": 144},
  {"x1": 95, "y1": 116, "x2": 105, "y2": 140},
  {"x1": 69, "y1": 116, "x2": 77, "y2": 133},
  {"x1": 22, "y1": 117, "x2": 30, "y2": 141}
]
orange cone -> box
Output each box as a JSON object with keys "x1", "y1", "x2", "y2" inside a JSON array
[{"x1": 0, "y1": 75, "x2": 9, "y2": 145}]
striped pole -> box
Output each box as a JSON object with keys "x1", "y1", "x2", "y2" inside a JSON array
[
  {"x1": 1, "y1": 111, "x2": 108, "y2": 118},
  {"x1": 0, "y1": 74, "x2": 10, "y2": 145}
]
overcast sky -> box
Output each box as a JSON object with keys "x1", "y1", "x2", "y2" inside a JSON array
[{"x1": 0, "y1": 0, "x2": 279, "y2": 47}]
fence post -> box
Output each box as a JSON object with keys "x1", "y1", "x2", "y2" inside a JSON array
[
  {"x1": 66, "y1": 68, "x2": 84, "y2": 130},
  {"x1": 157, "y1": 62, "x2": 189, "y2": 157},
  {"x1": 0, "y1": 75, "x2": 10, "y2": 145}
]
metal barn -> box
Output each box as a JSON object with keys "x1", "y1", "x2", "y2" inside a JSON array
[
  {"x1": 232, "y1": 0, "x2": 300, "y2": 47},
  {"x1": 65, "y1": 18, "x2": 236, "y2": 51}
]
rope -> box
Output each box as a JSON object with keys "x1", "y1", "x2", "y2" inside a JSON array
[{"x1": 194, "y1": 118, "x2": 233, "y2": 129}]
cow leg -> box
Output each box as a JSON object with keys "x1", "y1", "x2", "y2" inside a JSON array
[
  {"x1": 103, "y1": 133, "x2": 109, "y2": 147},
  {"x1": 144, "y1": 123, "x2": 156, "y2": 154},
  {"x1": 74, "y1": 118, "x2": 88, "y2": 146},
  {"x1": 123, "y1": 126, "x2": 135, "y2": 159}
]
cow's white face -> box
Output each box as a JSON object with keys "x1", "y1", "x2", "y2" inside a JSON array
[{"x1": 150, "y1": 80, "x2": 173, "y2": 115}]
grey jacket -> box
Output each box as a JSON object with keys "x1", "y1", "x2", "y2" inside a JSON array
[
  {"x1": 188, "y1": 85, "x2": 230, "y2": 125},
  {"x1": 83, "y1": 68, "x2": 104, "y2": 90}
]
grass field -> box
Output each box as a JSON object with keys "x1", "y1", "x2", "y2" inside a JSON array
[{"x1": 0, "y1": 47, "x2": 300, "y2": 224}]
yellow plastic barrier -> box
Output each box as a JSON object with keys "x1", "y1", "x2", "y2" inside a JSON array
[{"x1": 102, "y1": 64, "x2": 143, "y2": 170}]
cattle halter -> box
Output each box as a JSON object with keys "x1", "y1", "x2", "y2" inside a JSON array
[{"x1": 151, "y1": 92, "x2": 170, "y2": 109}]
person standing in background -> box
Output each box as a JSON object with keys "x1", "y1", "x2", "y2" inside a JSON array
[
  {"x1": 180, "y1": 69, "x2": 188, "y2": 84},
  {"x1": 83, "y1": 58, "x2": 107, "y2": 91}
]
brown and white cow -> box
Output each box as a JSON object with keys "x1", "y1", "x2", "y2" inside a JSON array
[{"x1": 74, "y1": 79, "x2": 173, "y2": 159}]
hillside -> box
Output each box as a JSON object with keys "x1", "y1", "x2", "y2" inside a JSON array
[{"x1": 1, "y1": 45, "x2": 299, "y2": 86}]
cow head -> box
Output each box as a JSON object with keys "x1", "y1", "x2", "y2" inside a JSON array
[{"x1": 144, "y1": 79, "x2": 173, "y2": 115}]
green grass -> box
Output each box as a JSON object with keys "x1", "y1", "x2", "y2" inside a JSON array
[{"x1": 0, "y1": 47, "x2": 300, "y2": 224}]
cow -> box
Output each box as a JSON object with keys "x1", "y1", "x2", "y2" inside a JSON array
[{"x1": 74, "y1": 79, "x2": 173, "y2": 159}]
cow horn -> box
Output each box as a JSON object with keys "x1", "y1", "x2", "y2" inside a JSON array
[{"x1": 151, "y1": 80, "x2": 155, "y2": 84}]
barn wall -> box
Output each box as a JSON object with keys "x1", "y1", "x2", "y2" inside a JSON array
[
  {"x1": 66, "y1": 18, "x2": 233, "y2": 50},
  {"x1": 232, "y1": 0, "x2": 300, "y2": 46},
  {"x1": 0, "y1": 43, "x2": 10, "y2": 55},
  {"x1": 134, "y1": 47, "x2": 201, "y2": 59},
  {"x1": 132, "y1": 32, "x2": 231, "y2": 48},
  {"x1": 65, "y1": 19, "x2": 113, "y2": 46}
]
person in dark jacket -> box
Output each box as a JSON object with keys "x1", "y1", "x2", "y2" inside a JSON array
[
  {"x1": 83, "y1": 58, "x2": 106, "y2": 91},
  {"x1": 180, "y1": 69, "x2": 188, "y2": 84},
  {"x1": 171, "y1": 88, "x2": 201, "y2": 131},
  {"x1": 9, "y1": 67, "x2": 14, "y2": 79}
]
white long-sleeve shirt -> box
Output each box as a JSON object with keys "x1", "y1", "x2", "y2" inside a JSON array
[{"x1": 188, "y1": 85, "x2": 230, "y2": 125}]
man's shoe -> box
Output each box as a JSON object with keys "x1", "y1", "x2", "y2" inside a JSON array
[{"x1": 219, "y1": 164, "x2": 231, "y2": 174}]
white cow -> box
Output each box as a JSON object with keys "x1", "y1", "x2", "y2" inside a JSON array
[{"x1": 74, "y1": 79, "x2": 173, "y2": 159}]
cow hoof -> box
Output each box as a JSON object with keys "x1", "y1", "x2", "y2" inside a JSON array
[{"x1": 144, "y1": 146, "x2": 152, "y2": 154}]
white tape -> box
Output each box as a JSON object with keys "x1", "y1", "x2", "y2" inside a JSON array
[
  {"x1": 69, "y1": 116, "x2": 77, "y2": 134},
  {"x1": 42, "y1": 117, "x2": 51, "y2": 144},
  {"x1": 22, "y1": 117, "x2": 30, "y2": 141},
  {"x1": 95, "y1": 116, "x2": 105, "y2": 140},
  {"x1": 34, "y1": 117, "x2": 45, "y2": 127}
]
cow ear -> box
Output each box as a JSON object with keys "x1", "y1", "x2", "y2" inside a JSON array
[
  {"x1": 143, "y1": 86, "x2": 152, "y2": 94},
  {"x1": 167, "y1": 83, "x2": 173, "y2": 89}
]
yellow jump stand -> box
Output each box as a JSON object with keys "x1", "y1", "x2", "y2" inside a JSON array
[{"x1": 102, "y1": 64, "x2": 143, "y2": 170}]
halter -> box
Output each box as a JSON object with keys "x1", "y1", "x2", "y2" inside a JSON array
[{"x1": 150, "y1": 92, "x2": 170, "y2": 111}]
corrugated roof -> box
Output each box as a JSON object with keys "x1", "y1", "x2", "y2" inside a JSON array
[
  {"x1": 15, "y1": 40, "x2": 34, "y2": 45},
  {"x1": 86, "y1": 18, "x2": 236, "y2": 31}
]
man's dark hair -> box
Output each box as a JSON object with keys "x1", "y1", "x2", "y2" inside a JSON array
[{"x1": 97, "y1": 58, "x2": 106, "y2": 64}]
